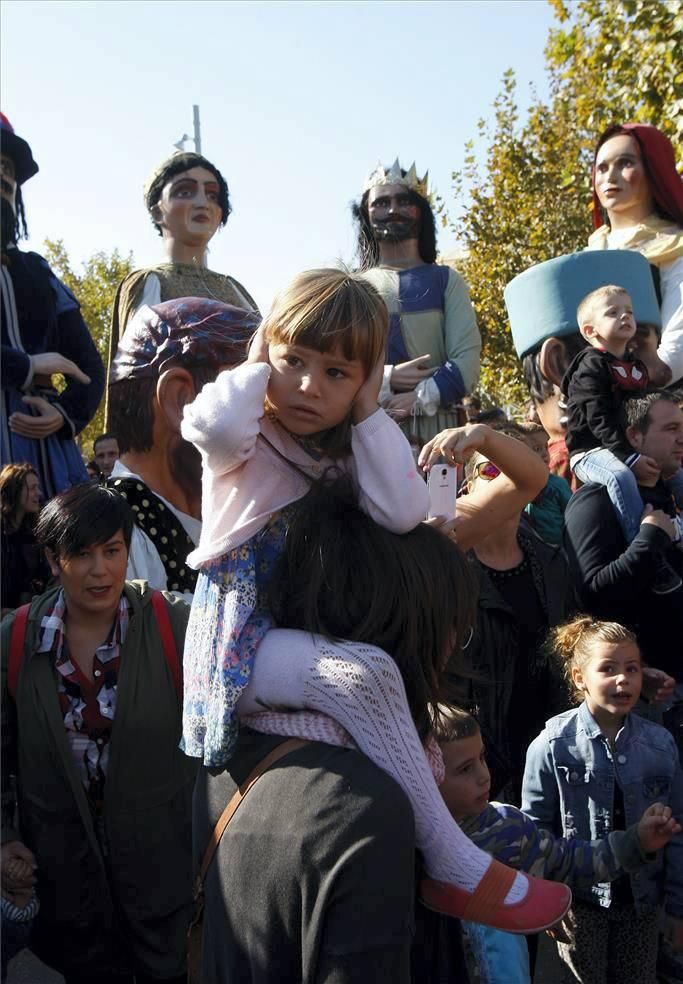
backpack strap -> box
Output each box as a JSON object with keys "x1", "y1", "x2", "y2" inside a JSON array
[
  {"x1": 7, "y1": 604, "x2": 31, "y2": 701},
  {"x1": 150, "y1": 590, "x2": 182, "y2": 697}
]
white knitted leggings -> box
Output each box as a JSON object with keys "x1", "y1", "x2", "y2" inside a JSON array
[{"x1": 238, "y1": 629, "x2": 527, "y2": 902}]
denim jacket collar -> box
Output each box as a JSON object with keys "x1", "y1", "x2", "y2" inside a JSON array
[{"x1": 576, "y1": 700, "x2": 633, "y2": 746}]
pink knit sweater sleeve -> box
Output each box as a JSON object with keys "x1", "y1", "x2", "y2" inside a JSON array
[{"x1": 350, "y1": 408, "x2": 429, "y2": 533}]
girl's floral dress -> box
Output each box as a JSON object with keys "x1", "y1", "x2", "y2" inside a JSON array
[{"x1": 181, "y1": 508, "x2": 292, "y2": 766}]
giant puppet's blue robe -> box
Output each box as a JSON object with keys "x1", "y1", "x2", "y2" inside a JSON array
[{"x1": 1, "y1": 248, "x2": 104, "y2": 497}]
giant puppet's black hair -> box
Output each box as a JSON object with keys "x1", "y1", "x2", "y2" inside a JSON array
[{"x1": 0, "y1": 190, "x2": 28, "y2": 247}]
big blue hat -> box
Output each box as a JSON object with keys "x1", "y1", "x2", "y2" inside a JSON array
[{"x1": 505, "y1": 250, "x2": 661, "y2": 358}]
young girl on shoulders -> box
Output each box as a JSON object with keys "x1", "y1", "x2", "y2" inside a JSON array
[
  {"x1": 522, "y1": 617, "x2": 683, "y2": 982},
  {"x1": 181, "y1": 267, "x2": 568, "y2": 930}
]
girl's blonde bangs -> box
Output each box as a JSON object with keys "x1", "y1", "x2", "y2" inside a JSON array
[{"x1": 263, "y1": 269, "x2": 388, "y2": 373}]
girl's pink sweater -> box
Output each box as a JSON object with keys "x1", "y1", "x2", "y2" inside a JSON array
[{"x1": 181, "y1": 362, "x2": 429, "y2": 568}]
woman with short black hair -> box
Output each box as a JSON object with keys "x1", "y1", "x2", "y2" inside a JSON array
[{"x1": 1, "y1": 482, "x2": 195, "y2": 984}]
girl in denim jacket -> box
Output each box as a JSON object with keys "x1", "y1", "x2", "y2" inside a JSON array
[{"x1": 522, "y1": 617, "x2": 683, "y2": 983}]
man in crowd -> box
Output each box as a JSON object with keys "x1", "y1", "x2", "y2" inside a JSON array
[
  {"x1": 93, "y1": 433, "x2": 120, "y2": 478},
  {"x1": 563, "y1": 391, "x2": 683, "y2": 681},
  {"x1": 107, "y1": 297, "x2": 258, "y2": 595},
  {"x1": 353, "y1": 159, "x2": 481, "y2": 450},
  {"x1": 1, "y1": 113, "x2": 104, "y2": 497}
]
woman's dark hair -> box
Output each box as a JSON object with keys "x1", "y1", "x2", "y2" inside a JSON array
[
  {"x1": 0, "y1": 463, "x2": 38, "y2": 531},
  {"x1": 36, "y1": 482, "x2": 134, "y2": 559},
  {"x1": 145, "y1": 152, "x2": 231, "y2": 236},
  {"x1": 352, "y1": 183, "x2": 438, "y2": 270},
  {"x1": 269, "y1": 475, "x2": 478, "y2": 737}
]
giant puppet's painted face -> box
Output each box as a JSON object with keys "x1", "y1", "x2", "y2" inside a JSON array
[
  {"x1": 153, "y1": 166, "x2": 223, "y2": 248},
  {"x1": 594, "y1": 134, "x2": 654, "y2": 224},
  {"x1": 367, "y1": 182, "x2": 422, "y2": 242}
]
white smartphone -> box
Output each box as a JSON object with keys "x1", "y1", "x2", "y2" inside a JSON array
[{"x1": 427, "y1": 464, "x2": 458, "y2": 520}]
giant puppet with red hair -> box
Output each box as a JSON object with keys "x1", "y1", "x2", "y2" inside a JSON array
[
  {"x1": 588, "y1": 122, "x2": 683, "y2": 386},
  {"x1": 1, "y1": 113, "x2": 104, "y2": 497}
]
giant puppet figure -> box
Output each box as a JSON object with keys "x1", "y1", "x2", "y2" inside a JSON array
[
  {"x1": 1, "y1": 114, "x2": 104, "y2": 497},
  {"x1": 588, "y1": 123, "x2": 683, "y2": 387},
  {"x1": 354, "y1": 159, "x2": 481, "y2": 449},
  {"x1": 107, "y1": 296, "x2": 259, "y2": 596},
  {"x1": 505, "y1": 249, "x2": 665, "y2": 484},
  {"x1": 106, "y1": 151, "x2": 258, "y2": 407}
]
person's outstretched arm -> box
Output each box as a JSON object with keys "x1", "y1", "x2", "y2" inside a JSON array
[{"x1": 419, "y1": 424, "x2": 548, "y2": 552}]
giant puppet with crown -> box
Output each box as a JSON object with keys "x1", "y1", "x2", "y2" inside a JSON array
[
  {"x1": 1, "y1": 113, "x2": 104, "y2": 496},
  {"x1": 353, "y1": 158, "x2": 481, "y2": 448}
]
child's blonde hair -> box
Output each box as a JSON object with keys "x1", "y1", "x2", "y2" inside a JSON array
[
  {"x1": 262, "y1": 268, "x2": 388, "y2": 377},
  {"x1": 549, "y1": 616, "x2": 640, "y2": 702},
  {"x1": 576, "y1": 284, "x2": 630, "y2": 332}
]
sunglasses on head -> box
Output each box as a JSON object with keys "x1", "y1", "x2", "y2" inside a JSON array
[{"x1": 474, "y1": 460, "x2": 501, "y2": 481}]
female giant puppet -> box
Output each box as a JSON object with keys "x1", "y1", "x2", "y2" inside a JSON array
[
  {"x1": 588, "y1": 122, "x2": 683, "y2": 386},
  {"x1": 106, "y1": 151, "x2": 258, "y2": 411},
  {"x1": 1, "y1": 114, "x2": 104, "y2": 496}
]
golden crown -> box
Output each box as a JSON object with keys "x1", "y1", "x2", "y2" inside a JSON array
[{"x1": 362, "y1": 158, "x2": 429, "y2": 198}]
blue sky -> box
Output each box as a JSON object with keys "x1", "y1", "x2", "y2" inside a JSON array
[{"x1": 2, "y1": 0, "x2": 556, "y2": 312}]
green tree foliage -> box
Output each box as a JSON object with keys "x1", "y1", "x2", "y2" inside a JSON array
[
  {"x1": 547, "y1": 0, "x2": 683, "y2": 150},
  {"x1": 447, "y1": 0, "x2": 683, "y2": 409},
  {"x1": 43, "y1": 239, "x2": 133, "y2": 457}
]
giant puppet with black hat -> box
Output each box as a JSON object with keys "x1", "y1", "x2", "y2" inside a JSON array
[
  {"x1": 1, "y1": 113, "x2": 105, "y2": 496},
  {"x1": 505, "y1": 248, "x2": 670, "y2": 485},
  {"x1": 105, "y1": 151, "x2": 259, "y2": 424},
  {"x1": 353, "y1": 159, "x2": 481, "y2": 450}
]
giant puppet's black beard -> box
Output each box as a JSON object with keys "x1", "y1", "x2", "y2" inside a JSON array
[
  {"x1": 370, "y1": 216, "x2": 421, "y2": 243},
  {"x1": 0, "y1": 197, "x2": 17, "y2": 250}
]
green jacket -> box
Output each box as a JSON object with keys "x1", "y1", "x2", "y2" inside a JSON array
[{"x1": 1, "y1": 581, "x2": 197, "y2": 979}]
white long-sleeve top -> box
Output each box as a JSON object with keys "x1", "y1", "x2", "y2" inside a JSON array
[{"x1": 181, "y1": 362, "x2": 430, "y2": 568}]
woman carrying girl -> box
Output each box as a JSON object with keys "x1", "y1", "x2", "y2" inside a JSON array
[
  {"x1": 522, "y1": 617, "x2": 683, "y2": 982},
  {"x1": 181, "y1": 267, "x2": 569, "y2": 931}
]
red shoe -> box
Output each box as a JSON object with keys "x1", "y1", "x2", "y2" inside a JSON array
[{"x1": 420, "y1": 859, "x2": 571, "y2": 933}]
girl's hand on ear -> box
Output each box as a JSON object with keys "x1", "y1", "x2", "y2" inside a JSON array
[
  {"x1": 247, "y1": 322, "x2": 270, "y2": 365},
  {"x1": 351, "y1": 356, "x2": 383, "y2": 424}
]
